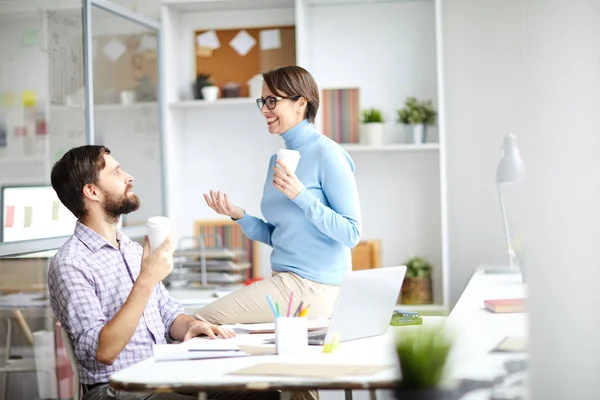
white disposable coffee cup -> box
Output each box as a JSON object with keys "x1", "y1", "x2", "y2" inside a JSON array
[
  {"x1": 146, "y1": 216, "x2": 172, "y2": 253},
  {"x1": 276, "y1": 149, "x2": 301, "y2": 174}
]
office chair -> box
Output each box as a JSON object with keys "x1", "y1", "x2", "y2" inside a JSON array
[{"x1": 61, "y1": 327, "x2": 81, "y2": 400}]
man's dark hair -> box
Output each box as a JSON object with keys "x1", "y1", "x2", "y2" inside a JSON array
[{"x1": 50, "y1": 145, "x2": 111, "y2": 219}]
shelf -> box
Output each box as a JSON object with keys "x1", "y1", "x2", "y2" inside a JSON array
[
  {"x1": 170, "y1": 98, "x2": 256, "y2": 108},
  {"x1": 94, "y1": 102, "x2": 158, "y2": 111},
  {"x1": 162, "y1": 0, "x2": 294, "y2": 12},
  {"x1": 340, "y1": 143, "x2": 439, "y2": 152},
  {"x1": 395, "y1": 303, "x2": 447, "y2": 316},
  {"x1": 49, "y1": 103, "x2": 158, "y2": 112}
]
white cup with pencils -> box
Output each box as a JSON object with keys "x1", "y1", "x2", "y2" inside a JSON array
[{"x1": 267, "y1": 292, "x2": 309, "y2": 355}]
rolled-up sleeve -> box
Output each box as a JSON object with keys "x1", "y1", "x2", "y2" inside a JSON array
[
  {"x1": 156, "y1": 283, "x2": 185, "y2": 338},
  {"x1": 48, "y1": 257, "x2": 106, "y2": 362}
]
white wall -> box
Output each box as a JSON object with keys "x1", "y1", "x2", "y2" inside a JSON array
[
  {"x1": 442, "y1": 0, "x2": 525, "y2": 306},
  {"x1": 176, "y1": 105, "x2": 280, "y2": 277},
  {"x1": 517, "y1": 1, "x2": 600, "y2": 398},
  {"x1": 444, "y1": 0, "x2": 600, "y2": 396}
]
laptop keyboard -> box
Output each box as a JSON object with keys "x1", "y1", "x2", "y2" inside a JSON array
[{"x1": 309, "y1": 333, "x2": 326, "y2": 342}]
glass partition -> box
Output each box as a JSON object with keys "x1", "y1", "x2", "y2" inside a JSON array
[
  {"x1": 91, "y1": 5, "x2": 164, "y2": 228},
  {"x1": 0, "y1": 0, "x2": 86, "y2": 247}
]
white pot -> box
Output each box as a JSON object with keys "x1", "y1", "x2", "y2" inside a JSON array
[
  {"x1": 247, "y1": 74, "x2": 264, "y2": 99},
  {"x1": 201, "y1": 85, "x2": 220, "y2": 101},
  {"x1": 406, "y1": 124, "x2": 425, "y2": 144},
  {"x1": 120, "y1": 90, "x2": 136, "y2": 105},
  {"x1": 359, "y1": 123, "x2": 384, "y2": 146}
]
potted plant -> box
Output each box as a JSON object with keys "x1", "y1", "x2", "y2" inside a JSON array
[
  {"x1": 395, "y1": 324, "x2": 454, "y2": 399},
  {"x1": 360, "y1": 108, "x2": 385, "y2": 146},
  {"x1": 400, "y1": 256, "x2": 433, "y2": 305},
  {"x1": 193, "y1": 73, "x2": 213, "y2": 100},
  {"x1": 397, "y1": 97, "x2": 437, "y2": 144}
]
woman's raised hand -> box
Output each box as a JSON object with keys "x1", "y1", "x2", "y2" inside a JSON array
[{"x1": 203, "y1": 190, "x2": 244, "y2": 220}]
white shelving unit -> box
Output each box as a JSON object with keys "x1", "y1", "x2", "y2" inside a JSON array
[
  {"x1": 340, "y1": 143, "x2": 439, "y2": 153},
  {"x1": 161, "y1": 0, "x2": 448, "y2": 315},
  {"x1": 170, "y1": 98, "x2": 256, "y2": 108}
]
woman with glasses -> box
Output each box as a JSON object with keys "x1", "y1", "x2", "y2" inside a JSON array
[{"x1": 196, "y1": 65, "x2": 361, "y2": 325}]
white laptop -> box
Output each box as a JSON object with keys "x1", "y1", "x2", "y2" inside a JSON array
[{"x1": 307, "y1": 266, "x2": 407, "y2": 345}]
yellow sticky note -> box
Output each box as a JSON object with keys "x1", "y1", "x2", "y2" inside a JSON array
[
  {"x1": 322, "y1": 331, "x2": 341, "y2": 354},
  {"x1": 21, "y1": 90, "x2": 37, "y2": 107},
  {"x1": 1, "y1": 92, "x2": 16, "y2": 107}
]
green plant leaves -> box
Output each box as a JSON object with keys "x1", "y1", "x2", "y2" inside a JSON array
[
  {"x1": 361, "y1": 108, "x2": 384, "y2": 123},
  {"x1": 396, "y1": 324, "x2": 453, "y2": 389},
  {"x1": 397, "y1": 97, "x2": 437, "y2": 125}
]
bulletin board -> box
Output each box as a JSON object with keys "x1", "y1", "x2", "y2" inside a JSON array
[{"x1": 194, "y1": 26, "x2": 296, "y2": 98}]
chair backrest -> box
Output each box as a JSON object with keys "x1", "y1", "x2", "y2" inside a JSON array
[{"x1": 61, "y1": 327, "x2": 81, "y2": 400}]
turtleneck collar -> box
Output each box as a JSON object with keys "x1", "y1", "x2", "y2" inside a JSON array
[{"x1": 281, "y1": 119, "x2": 319, "y2": 150}]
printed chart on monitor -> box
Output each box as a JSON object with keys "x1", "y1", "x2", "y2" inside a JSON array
[{"x1": 1, "y1": 186, "x2": 76, "y2": 242}]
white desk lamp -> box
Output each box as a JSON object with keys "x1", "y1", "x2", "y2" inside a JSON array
[{"x1": 496, "y1": 133, "x2": 526, "y2": 272}]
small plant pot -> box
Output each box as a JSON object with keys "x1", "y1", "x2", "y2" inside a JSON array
[
  {"x1": 359, "y1": 123, "x2": 384, "y2": 145},
  {"x1": 400, "y1": 276, "x2": 433, "y2": 304},
  {"x1": 405, "y1": 124, "x2": 426, "y2": 144},
  {"x1": 395, "y1": 387, "x2": 454, "y2": 400}
]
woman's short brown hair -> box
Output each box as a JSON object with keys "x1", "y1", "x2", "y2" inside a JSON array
[{"x1": 262, "y1": 65, "x2": 319, "y2": 123}]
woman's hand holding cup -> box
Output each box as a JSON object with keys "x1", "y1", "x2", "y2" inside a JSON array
[{"x1": 204, "y1": 190, "x2": 244, "y2": 220}]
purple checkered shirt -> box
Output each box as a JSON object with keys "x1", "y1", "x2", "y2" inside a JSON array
[{"x1": 48, "y1": 221, "x2": 184, "y2": 385}]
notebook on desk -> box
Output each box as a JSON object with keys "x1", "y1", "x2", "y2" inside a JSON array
[{"x1": 484, "y1": 298, "x2": 526, "y2": 313}]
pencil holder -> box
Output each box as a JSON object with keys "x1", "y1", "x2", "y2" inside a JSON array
[{"x1": 275, "y1": 317, "x2": 308, "y2": 355}]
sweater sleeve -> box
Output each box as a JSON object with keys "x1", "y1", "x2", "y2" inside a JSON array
[
  {"x1": 236, "y1": 213, "x2": 275, "y2": 247},
  {"x1": 292, "y1": 148, "x2": 361, "y2": 247}
]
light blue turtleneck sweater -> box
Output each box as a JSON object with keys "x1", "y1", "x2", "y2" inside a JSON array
[{"x1": 236, "y1": 120, "x2": 361, "y2": 286}]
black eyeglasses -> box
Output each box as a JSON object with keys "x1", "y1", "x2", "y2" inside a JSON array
[{"x1": 256, "y1": 95, "x2": 300, "y2": 111}]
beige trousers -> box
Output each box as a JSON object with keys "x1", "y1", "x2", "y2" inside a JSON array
[{"x1": 194, "y1": 271, "x2": 340, "y2": 325}]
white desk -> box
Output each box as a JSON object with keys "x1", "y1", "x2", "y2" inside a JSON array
[
  {"x1": 446, "y1": 269, "x2": 528, "y2": 382},
  {"x1": 110, "y1": 270, "x2": 528, "y2": 399},
  {"x1": 109, "y1": 322, "x2": 433, "y2": 400}
]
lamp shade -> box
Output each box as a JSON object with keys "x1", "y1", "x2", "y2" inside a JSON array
[{"x1": 496, "y1": 133, "x2": 526, "y2": 184}]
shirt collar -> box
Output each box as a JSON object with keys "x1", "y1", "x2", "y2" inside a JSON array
[
  {"x1": 74, "y1": 220, "x2": 132, "y2": 253},
  {"x1": 280, "y1": 119, "x2": 319, "y2": 150}
]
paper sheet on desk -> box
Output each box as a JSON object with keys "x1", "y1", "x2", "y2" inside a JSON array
[
  {"x1": 153, "y1": 344, "x2": 248, "y2": 361},
  {"x1": 181, "y1": 337, "x2": 240, "y2": 351}
]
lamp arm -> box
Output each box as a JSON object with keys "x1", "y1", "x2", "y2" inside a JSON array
[{"x1": 497, "y1": 184, "x2": 516, "y2": 262}]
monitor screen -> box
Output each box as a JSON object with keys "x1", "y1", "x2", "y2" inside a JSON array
[{"x1": 1, "y1": 185, "x2": 77, "y2": 242}]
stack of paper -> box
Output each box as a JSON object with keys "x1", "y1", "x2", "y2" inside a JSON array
[{"x1": 154, "y1": 337, "x2": 247, "y2": 361}]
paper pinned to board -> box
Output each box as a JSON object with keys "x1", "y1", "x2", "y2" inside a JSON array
[
  {"x1": 196, "y1": 30, "x2": 220, "y2": 50},
  {"x1": 138, "y1": 34, "x2": 157, "y2": 52},
  {"x1": 259, "y1": 29, "x2": 281, "y2": 51},
  {"x1": 103, "y1": 38, "x2": 126, "y2": 62},
  {"x1": 229, "y1": 30, "x2": 256, "y2": 57},
  {"x1": 229, "y1": 363, "x2": 393, "y2": 378}
]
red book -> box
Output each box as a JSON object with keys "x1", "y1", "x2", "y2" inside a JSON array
[{"x1": 484, "y1": 298, "x2": 526, "y2": 313}]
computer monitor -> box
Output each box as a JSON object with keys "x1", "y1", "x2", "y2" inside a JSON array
[{"x1": 1, "y1": 185, "x2": 77, "y2": 242}]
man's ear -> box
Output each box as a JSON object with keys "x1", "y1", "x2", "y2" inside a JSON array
[{"x1": 82, "y1": 183, "x2": 100, "y2": 201}]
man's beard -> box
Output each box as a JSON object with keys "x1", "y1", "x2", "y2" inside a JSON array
[{"x1": 102, "y1": 186, "x2": 140, "y2": 222}]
